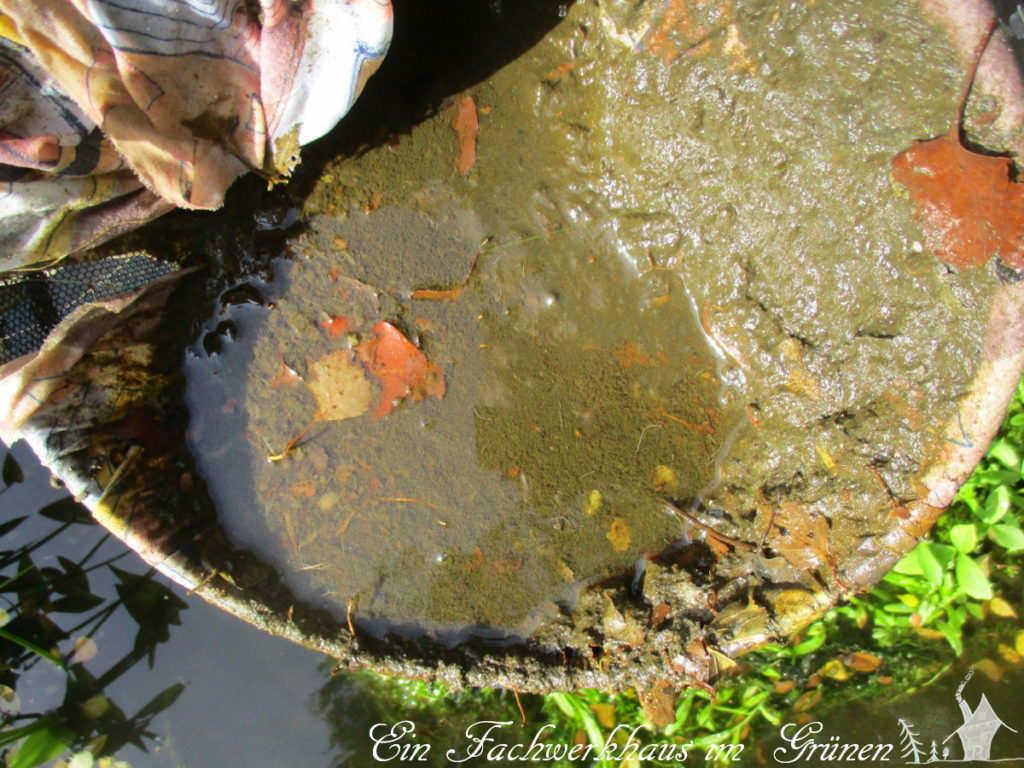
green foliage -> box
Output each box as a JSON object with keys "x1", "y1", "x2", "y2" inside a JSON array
[
  {"x1": 837, "y1": 380, "x2": 1024, "y2": 655},
  {"x1": 0, "y1": 453, "x2": 185, "y2": 768}
]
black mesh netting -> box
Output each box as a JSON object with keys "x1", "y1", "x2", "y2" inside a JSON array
[{"x1": 0, "y1": 253, "x2": 176, "y2": 365}]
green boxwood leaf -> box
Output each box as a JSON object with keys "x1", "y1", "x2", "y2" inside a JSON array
[
  {"x1": 990, "y1": 523, "x2": 1024, "y2": 551},
  {"x1": 891, "y1": 553, "x2": 923, "y2": 576},
  {"x1": 979, "y1": 485, "x2": 1011, "y2": 524},
  {"x1": 911, "y1": 542, "x2": 955, "y2": 586},
  {"x1": 935, "y1": 620, "x2": 964, "y2": 656},
  {"x1": 791, "y1": 631, "x2": 826, "y2": 656},
  {"x1": 955, "y1": 553, "x2": 992, "y2": 600},
  {"x1": 949, "y1": 523, "x2": 978, "y2": 553},
  {"x1": 988, "y1": 439, "x2": 1020, "y2": 470}
]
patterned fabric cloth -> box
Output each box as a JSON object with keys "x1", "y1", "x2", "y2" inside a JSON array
[{"x1": 0, "y1": 0, "x2": 392, "y2": 268}]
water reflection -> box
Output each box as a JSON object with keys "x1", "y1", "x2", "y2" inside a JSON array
[
  {"x1": 0, "y1": 442, "x2": 186, "y2": 767},
  {"x1": 182, "y1": 200, "x2": 746, "y2": 644}
]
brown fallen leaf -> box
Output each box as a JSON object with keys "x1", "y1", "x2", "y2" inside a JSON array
[
  {"x1": 650, "y1": 602, "x2": 671, "y2": 629},
  {"x1": 769, "y1": 502, "x2": 831, "y2": 573},
  {"x1": 637, "y1": 679, "x2": 678, "y2": 727},
  {"x1": 845, "y1": 651, "x2": 883, "y2": 674},
  {"x1": 268, "y1": 354, "x2": 302, "y2": 388},
  {"x1": 891, "y1": 21, "x2": 1024, "y2": 271},
  {"x1": 453, "y1": 95, "x2": 479, "y2": 176}
]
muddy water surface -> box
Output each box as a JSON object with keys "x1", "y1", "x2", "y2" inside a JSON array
[{"x1": 182, "y1": 0, "x2": 1008, "y2": 662}]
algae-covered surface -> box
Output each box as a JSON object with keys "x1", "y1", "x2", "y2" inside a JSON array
[{"x1": 179, "y1": 0, "x2": 1013, "y2": 682}]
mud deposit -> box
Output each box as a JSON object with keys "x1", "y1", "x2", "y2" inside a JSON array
[{"x1": 179, "y1": 0, "x2": 1017, "y2": 688}]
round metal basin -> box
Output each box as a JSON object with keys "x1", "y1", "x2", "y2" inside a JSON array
[{"x1": 10, "y1": 0, "x2": 1024, "y2": 693}]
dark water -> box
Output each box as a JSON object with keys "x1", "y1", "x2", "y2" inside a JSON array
[{"x1": 4, "y1": 438, "x2": 1024, "y2": 768}]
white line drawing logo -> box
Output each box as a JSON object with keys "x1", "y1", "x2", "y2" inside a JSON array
[{"x1": 898, "y1": 666, "x2": 1020, "y2": 763}]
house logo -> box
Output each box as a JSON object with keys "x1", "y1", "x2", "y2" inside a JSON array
[{"x1": 898, "y1": 667, "x2": 1021, "y2": 763}]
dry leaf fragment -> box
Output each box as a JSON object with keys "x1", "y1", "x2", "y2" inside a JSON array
[
  {"x1": 269, "y1": 355, "x2": 302, "y2": 388},
  {"x1": 607, "y1": 517, "x2": 632, "y2": 552},
  {"x1": 650, "y1": 602, "x2": 671, "y2": 629},
  {"x1": 453, "y1": 95, "x2": 479, "y2": 176},
  {"x1": 321, "y1": 315, "x2": 353, "y2": 339},
  {"x1": 357, "y1": 320, "x2": 446, "y2": 418},
  {"x1": 602, "y1": 596, "x2": 645, "y2": 647},
  {"x1": 637, "y1": 679, "x2": 678, "y2": 727},
  {"x1": 307, "y1": 349, "x2": 374, "y2": 421},
  {"x1": 891, "y1": 21, "x2": 1024, "y2": 271},
  {"x1": 845, "y1": 652, "x2": 883, "y2": 673},
  {"x1": 769, "y1": 502, "x2": 831, "y2": 573}
]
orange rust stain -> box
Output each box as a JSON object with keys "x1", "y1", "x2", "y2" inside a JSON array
[
  {"x1": 891, "y1": 21, "x2": 1024, "y2": 271},
  {"x1": 641, "y1": 0, "x2": 734, "y2": 63}
]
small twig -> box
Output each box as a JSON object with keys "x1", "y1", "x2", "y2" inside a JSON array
[
  {"x1": 186, "y1": 569, "x2": 221, "y2": 596},
  {"x1": 513, "y1": 690, "x2": 527, "y2": 727},
  {"x1": 635, "y1": 423, "x2": 663, "y2": 454},
  {"x1": 334, "y1": 507, "x2": 360, "y2": 536},
  {"x1": 374, "y1": 496, "x2": 443, "y2": 511},
  {"x1": 411, "y1": 237, "x2": 491, "y2": 301},
  {"x1": 268, "y1": 417, "x2": 317, "y2": 462},
  {"x1": 95, "y1": 445, "x2": 142, "y2": 507},
  {"x1": 346, "y1": 598, "x2": 357, "y2": 636},
  {"x1": 662, "y1": 499, "x2": 755, "y2": 552}
]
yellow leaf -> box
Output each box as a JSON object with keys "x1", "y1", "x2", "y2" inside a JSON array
[
  {"x1": 590, "y1": 703, "x2": 616, "y2": 729},
  {"x1": 652, "y1": 465, "x2": 678, "y2": 493},
  {"x1": 975, "y1": 658, "x2": 1004, "y2": 682},
  {"x1": 307, "y1": 349, "x2": 373, "y2": 421},
  {"x1": 988, "y1": 597, "x2": 1018, "y2": 618},
  {"x1": 997, "y1": 643, "x2": 1022, "y2": 665},
  {"x1": 817, "y1": 659, "x2": 851, "y2": 681},
  {"x1": 607, "y1": 517, "x2": 632, "y2": 552}
]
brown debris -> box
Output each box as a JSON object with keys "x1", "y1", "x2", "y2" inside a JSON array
[{"x1": 453, "y1": 95, "x2": 479, "y2": 176}]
